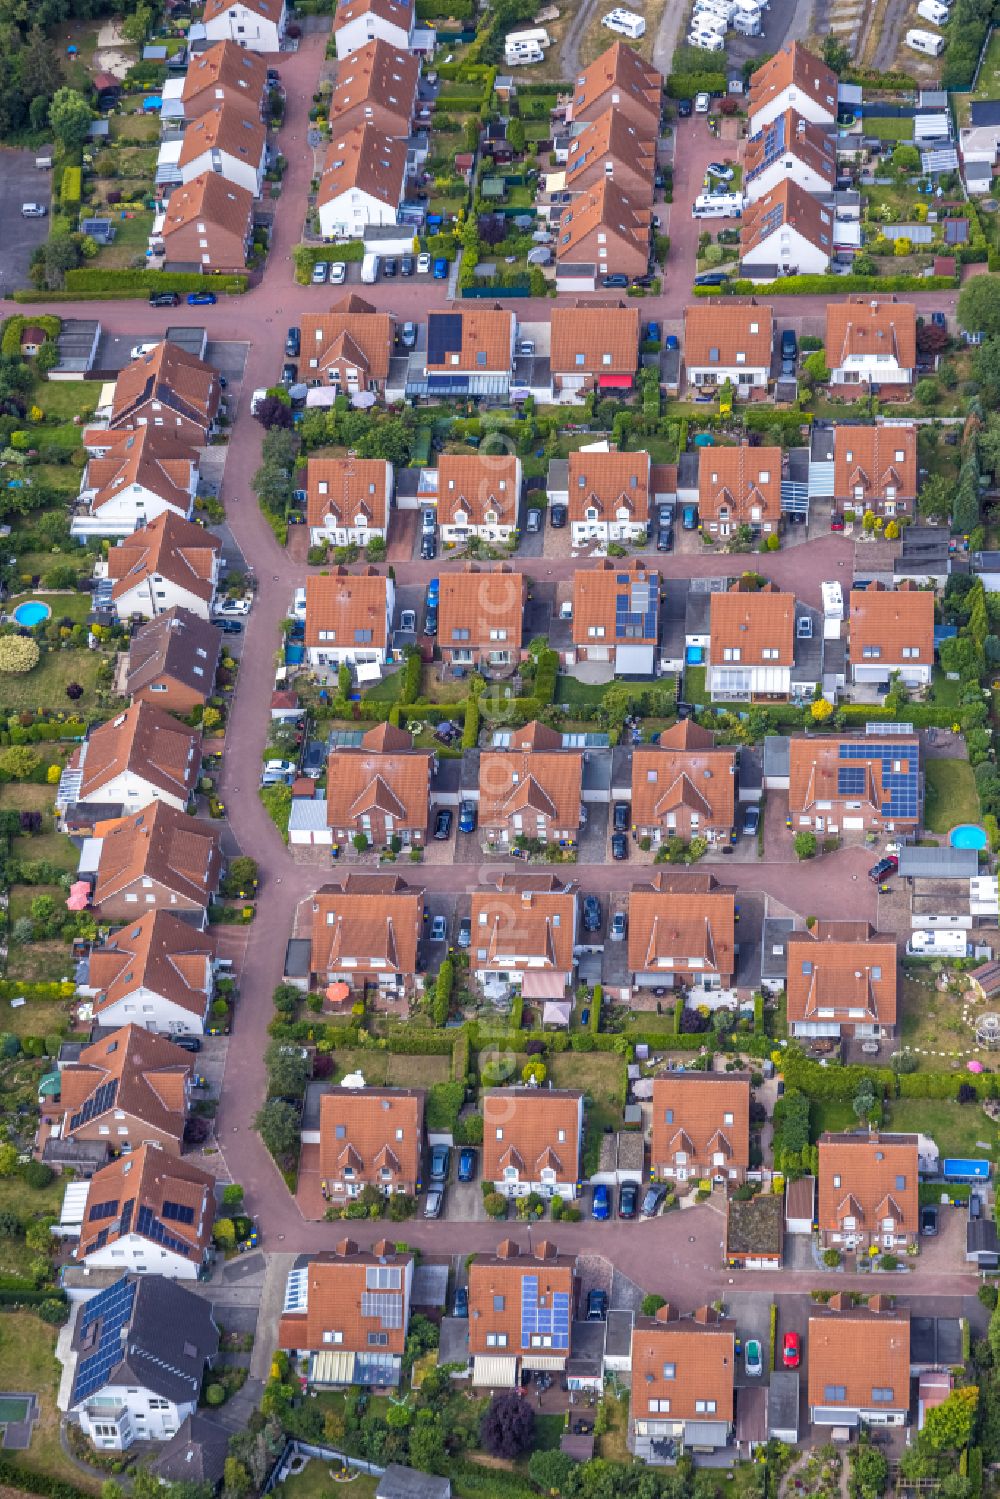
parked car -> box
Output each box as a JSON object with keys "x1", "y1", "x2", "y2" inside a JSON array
[
  {"x1": 782, "y1": 1332, "x2": 801, "y2": 1369},
  {"x1": 610, "y1": 910, "x2": 627, "y2": 940},
  {"x1": 383, "y1": 257, "x2": 398, "y2": 278},
  {"x1": 526, "y1": 507, "x2": 542, "y2": 532},
  {"x1": 423, "y1": 1187, "x2": 444, "y2": 1219},
  {"x1": 458, "y1": 1147, "x2": 476, "y2": 1181},
  {"x1": 619, "y1": 1182, "x2": 638, "y2": 1219},
  {"x1": 921, "y1": 1203, "x2": 939, "y2": 1235},
  {"x1": 693, "y1": 271, "x2": 730, "y2": 287},
  {"x1": 131, "y1": 342, "x2": 158, "y2": 359},
  {"x1": 400, "y1": 321, "x2": 417, "y2": 349},
  {"x1": 423, "y1": 606, "x2": 438, "y2": 635},
  {"x1": 285, "y1": 327, "x2": 300, "y2": 357},
  {"x1": 931, "y1": 310, "x2": 947, "y2": 328},
  {"x1": 427, "y1": 576, "x2": 440, "y2": 605},
  {"x1": 744, "y1": 1339, "x2": 763, "y2": 1377},
  {"x1": 611, "y1": 832, "x2": 628, "y2": 861},
  {"x1": 641, "y1": 1184, "x2": 667, "y2": 1218},
  {"x1": 587, "y1": 1289, "x2": 609, "y2": 1319},
  {"x1": 174, "y1": 1036, "x2": 202, "y2": 1052},
  {"x1": 645, "y1": 321, "x2": 660, "y2": 343},
  {"x1": 214, "y1": 619, "x2": 243, "y2": 635},
  {"x1": 657, "y1": 526, "x2": 673, "y2": 552},
  {"x1": 422, "y1": 508, "x2": 436, "y2": 534},
  {"x1": 682, "y1": 504, "x2": 699, "y2": 530},
  {"x1": 550, "y1": 503, "x2": 568, "y2": 528},
  {"x1": 453, "y1": 1286, "x2": 469, "y2": 1317},
  {"x1": 417, "y1": 252, "x2": 432, "y2": 274},
  {"x1": 400, "y1": 608, "x2": 416, "y2": 632},
  {"x1": 582, "y1": 894, "x2": 602, "y2": 931},
  {"x1": 430, "y1": 1144, "x2": 451, "y2": 1181},
  {"x1": 281, "y1": 362, "x2": 297, "y2": 387},
  {"x1": 420, "y1": 533, "x2": 437, "y2": 559},
  {"x1": 830, "y1": 512, "x2": 845, "y2": 532},
  {"x1": 743, "y1": 805, "x2": 760, "y2": 837},
  {"x1": 311, "y1": 261, "x2": 329, "y2": 284},
  {"x1": 430, "y1": 914, "x2": 447, "y2": 942},
  {"x1": 20, "y1": 202, "x2": 47, "y2": 218},
  {"x1": 613, "y1": 802, "x2": 630, "y2": 833},
  {"x1": 971, "y1": 1193, "x2": 983, "y2": 1220},
  {"x1": 149, "y1": 291, "x2": 179, "y2": 307},
  {"x1": 459, "y1": 800, "x2": 477, "y2": 833},
  {"x1": 433, "y1": 257, "x2": 448, "y2": 278},
  {"x1": 706, "y1": 161, "x2": 734, "y2": 182},
  {"x1": 434, "y1": 808, "x2": 452, "y2": 839},
  {"x1": 330, "y1": 262, "x2": 347, "y2": 285},
  {"x1": 868, "y1": 855, "x2": 899, "y2": 883},
  {"x1": 591, "y1": 1187, "x2": 610, "y2": 1222},
  {"x1": 215, "y1": 597, "x2": 251, "y2": 616},
  {"x1": 602, "y1": 273, "x2": 629, "y2": 288},
  {"x1": 401, "y1": 255, "x2": 415, "y2": 277},
  {"x1": 780, "y1": 327, "x2": 798, "y2": 376},
  {"x1": 677, "y1": 97, "x2": 693, "y2": 117},
  {"x1": 458, "y1": 916, "x2": 472, "y2": 949}
]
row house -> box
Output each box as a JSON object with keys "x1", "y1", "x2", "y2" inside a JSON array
[
  {"x1": 80, "y1": 909, "x2": 216, "y2": 1036},
  {"x1": 683, "y1": 303, "x2": 774, "y2": 396},
  {"x1": 554, "y1": 179, "x2": 650, "y2": 281},
  {"x1": 174, "y1": 104, "x2": 267, "y2": 197},
  {"x1": 279, "y1": 1241, "x2": 414, "y2": 1388},
  {"x1": 651, "y1": 1072, "x2": 751, "y2": 1185},
  {"x1": 326, "y1": 723, "x2": 431, "y2": 848},
  {"x1": 787, "y1": 732, "x2": 921, "y2": 836},
  {"x1": 571, "y1": 557, "x2": 660, "y2": 676},
  {"x1": 72, "y1": 1145, "x2": 216, "y2": 1280},
  {"x1": 306, "y1": 457, "x2": 392, "y2": 548},
  {"x1": 785, "y1": 922, "x2": 898, "y2": 1042},
  {"x1": 333, "y1": 0, "x2": 415, "y2": 57},
  {"x1": 698, "y1": 442, "x2": 782, "y2": 539},
  {"x1": 747, "y1": 42, "x2": 838, "y2": 133},
  {"x1": 547, "y1": 447, "x2": 650, "y2": 548},
  {"x1": 109, "y1": 342, "x2": 222, "y2": 445},
  {"x1": 300, "y1": 296, "x2": 395, "y2": 396},
  {"x1": 740, "y1": 179, "x2": 835, "y2": 279},
  {"x1": 82, "y1": 801, "x2": 223, "y2": 925},
  {"x1": 175, "y1": 42, "x2": 268, "y2": 122},
  {"x1": 202, "y1": 0, "x2": 286, "y2": 52},
  {"x1": 631, "y1": 720, "x2": 737, "y2": 847},
  {"x1": 469, "y1": 1241, "x2": 576, "y2": 1388},
  {"x1": 45, "y1": 1025, "x2": 195, "y2": 1163},
  {"x1": 153, "y1": 172, "x2": 254, "y2": 274},
  {"x1": 565, "y1": 42, "x2": 663, "y2": 134},
  {"x1": 438, "y1": 564, "x2": 526, "y2": 673},
  {"x1": 707, "y1": 584, "x2": 796, "y2": 702},
  {"x1": 317, "y1": 123, "x2": 408, "y2": 239},
  {"x1": 307, "y1": 873, "x2": 424, "y2": 1004},
  {"x1": 470, "y1": 875, "x2": 577, "y2": 1001},
  {"x1": 75, "y1": 427, "x2": 199, "y2": 538},
  {"x1": 743, "y1": 109, "x2": 836, "y2": 204},
  {"x1": 482, "y1": 1089, "x2": 584, "y2": 1199},
  {"x1": 59, "y1": 702, "x2": 201, "y2": 820},
  {"x1": 328, "y1": 38, "x2": 418, "y2": 137},
  {"x1": 479, "y1": 748, "x2": 583, "y2": 848},
  {"x1": 315, "y1": 1086, "x2": 425, "y2": 1198},
  {"x1": 818, "y1": 1130, "x2": 919, "y2": 1254},
  {"x1": 630, "y1": 1305, "x2": 735, "y2": 1461},
  {"x1": 436, "y1": 453, "x2": 522, "y2": 543},
  {"x1": 562, "y1": 109, "x2": 656, "y2": 202},
  {"x1": 628, "y1": 874, "x2": 737, "y2": 995},
  {"x1": 809, "y1": 422, "x2": 919, "y2": 519},
  {"x1": 548, "y1": 304, "x2": 640, "y2": 399},
  {"x1": 848, "y1": 582, "x2": 934, "y2": 688},
  {"x1": 808, "y1": 1298, "x2": 911, "y2": 1427},
  {"x1": 826, "y1": 298, "x2": 917, "y2": 395},
  {"x1": 99, "y1": 511, "x2": 222, "y2": 622},
  {"x1": 304, "y1": 568, "x2": 394, "y2": 671},
  {"x1": 423, "y1": 309, "x2": 516, "y2": 401},
  {"x1": 125, "y1": 608, "x2": 222, "y2": 714}
]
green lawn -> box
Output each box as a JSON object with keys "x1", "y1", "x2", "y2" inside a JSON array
[
  {"x1": 554, "y1": 674, "x2": 609, "y2": 707},
  {"x1": 0, "y1": 638, "x2": 106, "y2": 715},
  {"x1": 923, "y1": 758, "x2": 981, "y2": 834},
  {"x1": 33, "y1": 382, "x2": 100, "y2": 421},
  {"x1": 325, "y1": 1049, "x2": 451, "y2": 1088},
  {"x1": 273, "y1": 1464, "x2": 378, "y2": 1499},
  {"x1": 0, "y1": 1312, "x2": 96, "y2": 1490},
  {"x1": 362, "y1": 670, "x2": 403, "y2": 703},
  {"x1": 863, "y1": 117, "x2": 914, "y2": 141},
  {"x1": 93, "y1": 210, "x2": 156, "y2": 269},
  {"x1": 684, "y1": 663, "x2": 706, "y2": 705},
  {"x1": 928, "y1": 668, "x2": 963, "y2": 712},
  {"x1": 33, "y1": 463, "x2": 85, "y2": 493},
  {"x1": 886, "y1": 1098, "x2": 998, "y2": 1161},
  {"x1": 809, "y1": 1099, "x2": 857, "y2": 1141},
  {"x1": 955, "y1": 28, "x2": 1000, "y2": 125}
]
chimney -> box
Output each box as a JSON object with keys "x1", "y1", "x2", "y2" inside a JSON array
[
  {"x1": 372, "y1": 1237, "x2": 393, "y2": 1259},
  {"x1": 535, "y1": 1240, "x2": 557, "y2": 1261},
  {"x1": 336, "y1": 1237, "x2": 359, "y2": 1257},
  {"x1": 496, "y1": 1238, "x2": 519, "y2": 1259},
  {"x1": 654, "y1": 1302, "x2": 677, "y2": 1323}
]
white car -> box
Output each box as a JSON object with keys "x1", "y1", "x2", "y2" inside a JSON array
[
  {"x1": 417, "y1": 252, "x2": 432, "y2": 274},
  {"x1": 130, "y1": 342, "x2": 159, "y2": 360},
  {"x1": 215, "y1": 596, "x2": 251, "y2": 617},
  {"x1": 330, "y1": 262, "x2": 347, "y2": 285}
]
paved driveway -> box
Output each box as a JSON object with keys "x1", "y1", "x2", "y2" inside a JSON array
[{"x1": 0, "y1": 149, "x2": 51, "y2": 296}]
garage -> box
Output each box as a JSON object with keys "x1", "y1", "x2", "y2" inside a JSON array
[{"x1": 289, "y1": 800, "x2": 333, "y2": 845}]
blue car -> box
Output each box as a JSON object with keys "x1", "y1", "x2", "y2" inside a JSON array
[
  {"x1": 187, "y1": 291, "x2": 217, "y2": 306},
  {"x1": 592, "y1": 1185, "x2": 610, "y2": 1221},
  {"x1": 459, "y1": 800, "x2": 477, "y2": 834},
  {"x1": 682, "y1": 504, "x2": 699, "y2": 530},
  {"x1": 458, "y1": 1148, "x2": 476, "y2": 1182},
  {"x1": 433, "y1": 257, "x2": 448, "y2": 279},
  {"x1": 645, "y1": 322, "x2": 660, "y2": 343},
  {"x1": 427, "y1": 577, "x2": 439, "y2": 607}
]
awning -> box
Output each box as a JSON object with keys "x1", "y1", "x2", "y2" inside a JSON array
[
  {"x1": 597, "y1": 374, "x2": 633, "y2": 389},
  {"x1": 682, "y1": 1419, "x2": 730, "y2": 1448},
  {"x1": 472, "y1": 1356, "x2": 518, "y2": 1387},
  {"x1": 356, "y1": 662, "x2": 382, "y2": 684},
  {"x1": 542, "y1": 1000, "x2": 573, "y2": 1027},
  {"x1": 521, "y1": 1355, "x2": 566, "y2": 1371},
  {"x1": 521, "y1": 971, "x2": 568, "y2": 1000},
  {"x1": 310, "y1": 1349, "x2": 357, "y2": 1385}
]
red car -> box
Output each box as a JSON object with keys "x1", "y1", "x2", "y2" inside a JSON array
[
  {"x1": 782, "y1": 1332, "x2": 801, "y2": 1369},
  {"x1": 830, "y1": 513, "x2": 845, "y2": 532}
]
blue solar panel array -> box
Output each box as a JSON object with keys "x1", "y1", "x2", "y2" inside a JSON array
[
  {"x1": 89, "y1": 1199, "x2": 118, "y2": 1223},
  {"x1": 136, "y1": 1205, "x2": 193, "y2": 1258},
  {"x1": 119, "y1": 1199, "x2": 134, "y2": 1237},
  {"x1": 839, "y1": 741, "x2": 919, "y2": 819},
  {"x1": 836, "y1": 766, "x2": 867, "y2": 796},
  {"x1": 614, "y1": 575, "x2": 658, "y2": 641},
  {"x1": 521, "y1": 1276, "x2": 570, "y2": 1351},
  {"x1": 427, "y1": 313, "x2": 462, "y2": 366},
  {"x1": 162, "y1": 1201, "x2": 195, "y2": 1225},
  {"x1": 71, "y1": 1277, "x2": 136, "y2": 1406},
  {"x1": 69, "y1": 1079, "x2": 118, "y2": 1133}
]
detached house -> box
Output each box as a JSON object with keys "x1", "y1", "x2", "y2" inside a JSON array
[
  {"x1": 683, "y1": 303, "x2": 774, "y2": 395},
  {"x1": 278, "y1": 1240, "x2": 414, "y2": 1388},
  {"x1": 833, "y1": 423, "x2": 918, "y2": 519},
  {"x1": 424, "y1": 309, "x2": 515, "y2": 401},
  {"x1": 47, "y1": 1025, "x2": 194, "y2": 1161},
  {"x1": 478, "y1": 749, "x2": 583, "y2": 848},
  {"x1": 101, "y1": 511, "x2": 221, "y2": 622},
  {"x1": 317, "y1": 124, "x2": 408, "y2": 238},
  {"x1": 154, "y1": 172, "x2": 254, "y2": 274},
  {"x1": 81, "y1": 910, "x2": 215, "y2": 1036},
  {"x1": 202, "y1": 0, "x2": 286, "y2": 51},
  {"x1": 125, "y1": 608, "x2": 222, "y2": 714},
  {"x1": 333, "y1": 0, "x2": 415, "y2": 58},
  {"x1": 788, "y1": 732, "x2": 921, "y2": 837},
  {"x1": 306, "y1": 457, "x2": 392, "y2": 548},
  {"x1": 698, "y1": 443, "x2": 782, "y2": 538},
  {"x1": 177, "y1": 105, "x2": 267, "y2": 196},
  {"x1": 747, "y1": 41, "x2": 838, "y2": 133},
  {"x1": 826, "y1": 298, "x2": 917, "y2": 395},
  {"x1": 61, "y1": 1275, "x2": 218, "y2": 1453},
  {"x1": 631, "y1": 720, "x2": 737, "y2": 847},
  {"x1": 328, "y1": 39, "x2": 418, "y2": 138},
  {"x1": 304, "y1": 568, "x2": 394, "y2": 671},
  {"x1": 483, "y1": 1088, "x2": 583, "y2": 1199},
  {"x1": 326, "y1": 724, "x2": 431, "y2": 848},
  {"x1": 300, "y1": 297, "x2": 394, "y2": 396},
  {"x1": 470, "y1": 875, "x2": 577, "y2": 997},
  {"x1": 740, "y1": 179, "x2": 834, "y2": 278},
  {"x1": 85, "y1": 801, "x2": 223, "y2": 924},
  {"x1": 651, "y1": 1072, "x2": 751, "y2": 1185},
  {"x1": 808, "y1": 1298, "x2": 911, "y2": 1427},
  {"x1": 562, "y1": 109, "x2": 656, "y2": 201},
  {"x1": 316, "y1": 1086, "x2": 425, "y2": 1199},
  {"x1": 629, "y1": 874, "x2": 737, "y2": 995},
  {"x1": 786, "y1": 923, "x2": 898, "y2": 1041},
  {"x1": 109, "y1": 342, "x2": 221, "y2": 444},
  {"x1": 707, "y1": 585, "x2": 796, "y2": 702},
  {"x1": 549, "y1": 305, "x2": 640, "y2": 398},
  {"x1": 74, "y1": 1145, "x2": 216, "y2": 1280},
  {"x1": 571, "y1": 557, "x2": 660, "y2": 676},
  {"x1": 438, "y1": 564, "x2": 526, "y2": 673},
  {"x1": 566, "y1": 42, "x2": 662, "y2": 134},
  {"x1": 744, "y1": 109, "x2": 836, "y2": 203},
  {"x1": 468, "y1": 1241, "x2": 576, "y2": 1388},
  {"x1": 59, "y1": 702, "x2": 200, "y2": 819},
  {"x1": 555, "y1": 180, "x2": 650, "y2": 281},
  {"x1": 848, "y1": 582, "x2": 934, "y2": 688},
  {"x1": 308, "y1": 873, "x2": 424, "y2": 1003},
  {"x1": 178, "y1": 42, "x2": 267, "y2": 121},
  {"x1": 629, "y1": 1305, "x2": 735, "y2": 1461},
  {"x1": 558, "y1": 447, "x2": 651, "y2": 547},
  {"x1": 76, "y1": 427, "x2": 199, "y2": 537},
  {"x1": 818, "y1": 1131, "x2": 919, "y2": 1253},
  {"x1": 436, "y1": 453, "x2": 522, "y2": 543}
]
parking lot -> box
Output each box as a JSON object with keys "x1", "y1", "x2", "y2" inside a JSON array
[{"x1": 0, "y1": 149, "x2": 52, "y2": 295}]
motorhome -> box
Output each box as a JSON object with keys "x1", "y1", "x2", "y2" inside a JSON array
[
  {"x1": 504, "y1": 26, "x2": 551, "y2": 49},
  {"x1": 687, "y1": 28, "x2": 726, "y2": 47},
  {"x1": 905, "y1": 26, "x2": 944, "y2": 53},
  {"x1": 602, "y1": 7, "x2": 646, "y2": 35},
  {"x1": 692, "y1": 9, "x2": 729, "y2": 33},
  {"x1": 916, "y1": 1, "x2": 949, "y2": 25},
  {"x1": 693, "y1": 192, "x2": 743, "y2": 217},
  {"x1": 505, "y1": 41, "x2": 544, "y2": 61}
]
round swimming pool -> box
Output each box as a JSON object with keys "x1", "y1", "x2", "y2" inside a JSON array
[
  {"x1": 12, "y1": 601, "x2": 51, "y2": 628},
  {"x1": 950, "y1": 824, "x2": 988, "y2": 851}
]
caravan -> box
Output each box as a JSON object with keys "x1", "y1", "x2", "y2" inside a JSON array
[
  {"x1": 687, "y1": 26, "x2": 726, "y2": 46},
  {"x1": 504, "y1": 26, "x2": 551, "y2": 61},
  {"x1": 693, "y1": 192, "x2": 743, "y2": 218},
  {"x1": 602, "y1": 7, "x2": 646, "y2": 35},
  {"x1": 917, "y1": 1, "x2": 950, "y2": 25},
  {"x1": 692, "y1": 9, "x2": 730, "y2": 32},
  {"x1": 905, "y1": 26, "x2": 944, "y2": 53}
]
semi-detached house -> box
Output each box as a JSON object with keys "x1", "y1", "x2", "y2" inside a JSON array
[
  {"x1": 153, "y1": 171, "x2": 254, "y2": 273},
  {"x1": 555, "y1": 179, "x2": 650, "y2": 281},
  {"x1": 478, "y1": 749, "x2": 583, "y2": 848},
  {"x1": 327, "y1": 39, "x2": 418, "y2": 137},
  {"x1": 651, "y1": 1072, "x2": 751, "y2": 1184},
  {"x1": 698, "y1": 442, "x2": 782, "y2": 538},
  {"x1": 73, "y1": 1145, "x2": 216, "y2": 1280},
  {"x1": 746, "y1": 41, "x2": 838, "y2": 133},
  {"x1": 630, "y1": 720, "x2": 737, "y2": 847},
  {"x1": 848, "y1": 581, "x2": 934, "y2": 688},
  {"x1": 482, "y1": 1088, "x2": 583, "y2": 1199},
  {"x1": 557, "y1": 447, "x2": 651, "y2": 547},
  {"x1": 561, "y1": 108, "x2": 656, "y2": 200},
  {"x1": 317, "y1": 124, "x2": 408, "y2": 238},
  {"x1": 469, "y1": 876, "x2": 577, "y2": 999},
  {"x1": 707, "y1": 584, "x2": 797, "y2": 702},
  {"x1": 683, "y1": 303, "x2": 773, "y2": 394},
  {"x1": 307, "y1": 873, "x2": 424, "y2": 1003},
  {"x1": 59, "y1": 701, "x2": 200, "y2": 819},
  {"x1": 423, "y1": 309, "x2": 515, "y2": 401},
  {"x1": 570, "y1": 557, "x2": 659, "y2": 675},
  {"x1": 75, "y1": 427, "x2": 199, "y2": 538},
  {"x1": 109, "y1": 342, "x2": 221, "y2": 445},
  {"x1": 826, "y1": 298, "x2": 917, "y2": 394},
  {"x1": 300, "y1": 297, "x2": 394, "y2": 396},
  {"x1": 787, "y1": 732, "x2": 922, "y2": 836},
  {"x1": 566, "y1": 42, "x2": 662, "y2": 134},
  {"x1": 80, "y1": 909, "x2": 216, "y2": 1036},
  {"x1": 304, "y1": 567, "x2": 394, "y2": 670},
  {"x1": 177, "y1": 105, "x2": 267, "y2": 196},
  {"x1": 202, "y1": 0, "x2": 286, "y2": 52},
  {"x1": 46, "y1": 1025, "x2": 195, "y2": 1161},
  {"x1": 278, "y1": 1241, "x2": 414, "y2": 1388},
  {"x1": 832, "y1": 422, "x2": 918, "y2": 518},
  {"x1": 306, "y1": 457, "x2": 392, "y2": 548},
  {"x1": 313, "y1": 1086, "x2": 425, "y2": 1198},
  {"x1": 468, "y1": 1241, "x2": 576, "y2": 1389},
  {"x1": 177, "y1": 42, "x2": 267, "y2": 122},
  {"x1": 548, "y1": 304, "x2": 640, "y2": 398},
  {"x1": 785, "y1": 923, "x2": 898, "y2": 1042},
  {"x1": 808, "y1": 1297, "x2": 910, "y2": 1427},
  {"x1": 437, "y1": 564, "x2": 526, "y2": 672},
  {"x1": 818, "y1": 1131, "x2": 919, "y2": 1253},
  {"x1": 83, "y1": 801, "x2": 223, "y2": 925},
  {"x1": 125, "y1": 608, "x2": 221, "y2": 714},
  {"x1": 743, "y1": 109, "x2": 836, "y2": 203},
  {"x1": 436, "y1": 453, "x2": 522, "y2": 543},
  {"x1": 629, "y1": 1306, "x2": 735, "y2": 1461},
  {"x1": 101, "y1": 511, "x2": 221, "y2": 622},
  {"x1": 628, "y1": 875, "x2": 737, "y2": 995},
  {"x1": 739, "y1": 179, "x2": 834, "y2": 279},
  {"x1": 333, "y1": 0, "x2": 414, "y2": 58}
]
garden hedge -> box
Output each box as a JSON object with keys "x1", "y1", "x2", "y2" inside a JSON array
[
  {"x1": 694, "y1": 273, "x2": 957, "y2": 298},
  {"x1": 0, "y1": 1462, "x2": 89, "y2": 1499},
  {"x1": 14, "y1": 269, "x2": 248, "y2": 301},
  {"x1": 0, "y1": 315, "x2": 61, "y2": 357}
]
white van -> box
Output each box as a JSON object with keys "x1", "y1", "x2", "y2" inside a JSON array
[
  {"x1": 602, "y1": 7, "x2": 646, "y2": 36},
  {"x1": 693, "y1": 192, "x2": 743, "y2": 218},
  {"x1": 917, "y1": 1, "x2": 949, "y2": 25},
  {"x1": 688, "y1": 28, "x2": 726, "y2": 47},
  {"x1": 361, "y1": 252, "x2": 380, "y2": 283},
  {"x1": 905, "y1": 26, "x2": 944, "y2": 53}
]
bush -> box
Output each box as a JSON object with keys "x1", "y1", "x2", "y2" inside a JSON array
[
  {"x1": 0, "y1": 638, "x2": 40, "y2": 674},
  {"x1": 205, "y1": 1384, "x2": 227, "y2": 1407},
  {"x1": 822, "y1": 1248, "x2": 841, "y2": 1267},
  {"x1": 22, "y1": 1161, "x2": 54, "y2": 1190},
  {"x1": 483, "y1": 1191, "x2": 507, "y2": 1218}
]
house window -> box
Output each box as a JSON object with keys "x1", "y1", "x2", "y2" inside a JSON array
[
  {"x1": 322, "y1": 1330, "x2": 344, "y2": 1344},
  {"x1": 724, "y1": 1112, "x2": 733, "y2": 1126},
  {"x1": 486, "y1": 1333, "x2": 508, "y2": 1347},
  {"x1": 871, "y1": 1388, "x2": 894, "y2": 1403},
  {"x1": 833, "y1": 1175, "x2": 841, "y2": 1188},
  {"x1": 662, "y1": 1363, "x2": 675, "y2": 1379},
  {"x1": 648, "y1": 1399, "x2": 670, "y2": 1413},
  {"x1": 862, "y1": 646, "x2": 881, "y2": 659},
  {"x1": 494, "y1": 1295, "x2": 505, "y2": 1311},
  {"x1": 694, "y1": 1400, "x2": 716, "y2": 1414},
  {"x1": 664, "y1": 1109, "x2": 673, "y2": 1124},
  {"x1": 368, "y1": 1332, "x2": 388, "y2": 1347},
  {"x1": 825, "y1": 1385, "x2": 846, "y2": 1401}
]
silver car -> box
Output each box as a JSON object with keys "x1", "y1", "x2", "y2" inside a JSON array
[{"x1": 424, "y1": 1187, "x2": 444, "y2": 1218}]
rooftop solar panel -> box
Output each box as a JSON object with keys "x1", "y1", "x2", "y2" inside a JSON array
[
  {"x1": 136, "y1": 1204, "x2": 193, "y2": 1258},
  {"x1": 162, "y1": 1201, "x2": 195, "y2": 1225},
  {"x1": 72, "y1": 1277, "x2": 136, "y2": 1407},
  {"x1": 427, "y1": 312, "x2": 463, "y2": 366}
]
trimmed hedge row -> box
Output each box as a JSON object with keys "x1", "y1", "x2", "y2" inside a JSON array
[
  {"x1": 0, "y1": 1460, "x2": 89, "y2": 1499},
  {"x1": 784, "y1": 1049, "x2": 1000, "y2": 1101},
  {"x1": 694, "y1": 274, "x2": 957, "y2": 298},
  {"x1": 0, "y1": 980, "x2": 75, "y2": 1001},
  {"x1": 15, "y1": 268, "x2": 248, "y2": 301},
  {"x1": 0, "y1": 314, "x2": 61, "y2": 357}
]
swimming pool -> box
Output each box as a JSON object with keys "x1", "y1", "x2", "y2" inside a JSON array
[
  {"x1": 950, "y1": 824, "x2": 988, "y2": 851},
  {"x1": 12, "y1": 601, "x2": 51, "y2": 628}
]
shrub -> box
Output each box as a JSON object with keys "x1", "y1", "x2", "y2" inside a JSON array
[
  {"x1": 0, "y1": 638, "x2": 40, "y2": 674},
  {"x1": 22, "y1": 1160, "x2": 54, "y2": 1190},
  {"x1": 822, "y1": 1248, "x2": 841, "y2": 1267},
  {"x1": 483, "y1": 1192, "x2": 507, "y2": 1218},
  {"x1": 205, "y1": 1384, "x2": 227, "y2": 1407}
]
